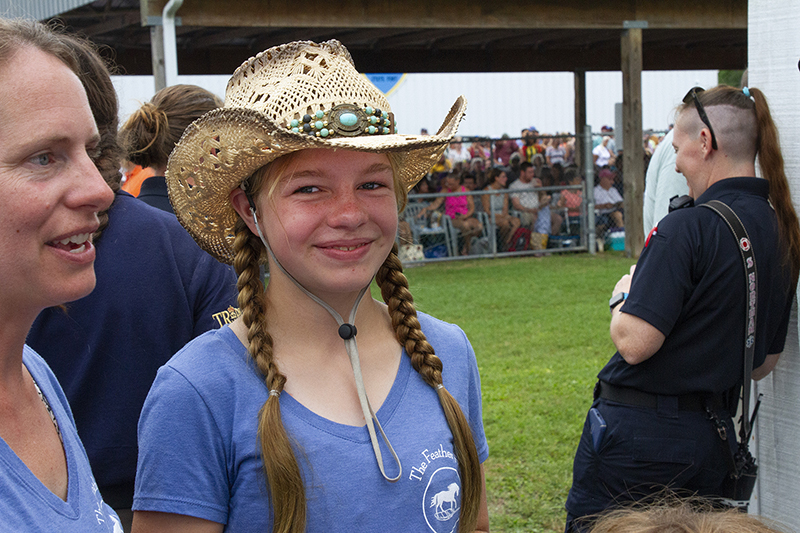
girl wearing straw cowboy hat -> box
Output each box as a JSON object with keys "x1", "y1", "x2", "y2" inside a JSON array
[{"x1": 132, "y1": 40, "x2": 489, "y2": 533}]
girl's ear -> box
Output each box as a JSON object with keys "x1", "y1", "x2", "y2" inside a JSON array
[{"x1": 230, "y1": 187, "x2": 260, "y2": 236}]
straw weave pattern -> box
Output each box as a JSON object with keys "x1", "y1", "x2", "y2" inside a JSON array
[
  {"x1": 166, "y1": 40, "x2": 465, "y2": 264},
  {"x1": 226, "y1": 40, "x2": 391, "y2": 131}
]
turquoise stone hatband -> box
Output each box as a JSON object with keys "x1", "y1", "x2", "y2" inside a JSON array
[{"x1": 286, "y1": 103, "x2": 395, "y2": 138}]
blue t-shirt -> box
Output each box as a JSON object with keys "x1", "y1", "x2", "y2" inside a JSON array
[
  {"x1": 134, "y1": 312, "x2": 488, "y2": 532},
  {"x1": 598, "y1": 178, "x2": 793, "y2": 395},
  {"x1": 0, "y1": 347, "x2": 122, "y2": 532},
  {"x1": 27, "y1": 191, "x2": 239, "y2": 507}
]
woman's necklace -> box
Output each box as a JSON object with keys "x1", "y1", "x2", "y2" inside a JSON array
[{"x1": 32, "y1": 379, "x2": 63, "y2": 445}]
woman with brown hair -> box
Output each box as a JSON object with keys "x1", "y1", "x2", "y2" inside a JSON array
[
  {"x1": 119, "y1": 85, "x2": 222, "y2": 213},
  {"x1": 0, "y1": 18, "x2": 121, "y2": 531},
  {"x1": 27, "y1": 30, "x2": 238, "y2": 532},
  {"x1": 482, "y1": 167, "x2": 521, "y2": 249},
  {"x1": 133, "y1": 40, "x2": 489, "y2": 533},
  {"x1": 566, "y1": 85, "x2": 800, "y2": 530}
]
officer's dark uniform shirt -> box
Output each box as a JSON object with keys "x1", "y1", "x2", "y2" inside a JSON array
[
  {"x1": 27, "y1": 191, "x2": 239, "y2": 509},
  {"x1": 598, "y1": 177, "x2": 793, "y2": 396}
]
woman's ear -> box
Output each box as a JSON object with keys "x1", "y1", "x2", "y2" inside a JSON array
[
  {"x1": 699, "y1": 128, "x2": 714, "y2": 158},
  {"x1": 230, "y1": 187, "x2": 260, "y2": 236}
]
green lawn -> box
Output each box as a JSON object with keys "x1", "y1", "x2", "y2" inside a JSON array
[{"x1": 398, "y1": 252, "x2": 637, "y2": 532}]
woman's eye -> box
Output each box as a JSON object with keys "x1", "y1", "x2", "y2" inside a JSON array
[
  {"x1": 31, "y1": 153, "x2": 53, "y2": 166},
  {"x1": 294, "y1": 185, "x2": 319, "y2": 194},
  {"x1": 360, "y1": 181, "x2": 385, "y2": 190}
]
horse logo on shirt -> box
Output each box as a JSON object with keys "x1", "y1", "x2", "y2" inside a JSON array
[
  {"x1": 423, "y1": 466, "x2": 461, "y2": 533},
  {"x1": 431, "y1": 483, "x2": 459, "y2": 521}
]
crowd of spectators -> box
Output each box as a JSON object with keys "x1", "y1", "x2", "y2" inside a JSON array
[{"x1": 405, "y1": 125, "x2": 674, "y2": 256}]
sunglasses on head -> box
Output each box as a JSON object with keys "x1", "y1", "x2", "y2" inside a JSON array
[{"x1": 682, "y1": 87, "x2": 718, "y2": 150}]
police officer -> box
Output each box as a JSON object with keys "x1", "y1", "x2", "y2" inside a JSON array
[{"x1": 565, "y1": 85, "x2": 800, "y2": 531}]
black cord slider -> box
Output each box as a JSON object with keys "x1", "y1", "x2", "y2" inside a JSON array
[{"x1": 338, "y1": 323, "x2": 358, "y2": 340}]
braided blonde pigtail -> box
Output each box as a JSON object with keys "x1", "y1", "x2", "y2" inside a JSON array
[
  {"x1": 375, "y1": 242, "x2": 481, "y2": 533},
  {"x1": 232, "y1": 217, "x2": 306, "y2": 533}
]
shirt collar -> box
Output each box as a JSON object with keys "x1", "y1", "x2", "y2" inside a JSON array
[{"x1": 696, "y1": 177, "x2": 769, "y2": 205}]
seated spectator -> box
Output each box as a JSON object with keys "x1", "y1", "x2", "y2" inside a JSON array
[
  {"x1": 551, "y1": 162, "x2": 565, "y2": 186},
  {"x1": 540, "y1": 165, "x2": 555, "y2": 188},
  {"x1": 594, "y1": 167, "x2": 624, "y2": 232},
  {"x1": 447, "y1": 136, "x2": 472, "y2": 166},
  {"x1": 463, "y1": 174, "x2": 482, "y2": 212},
  {"x1": 418, "y1": 172, "x2": 483, "y2": 255},
  {"x1": 429, "y1": 151, "x2": 453, "y2": 184},
  {"x1": 463, "y1": 173, "x2": 478, "y2": 192},
  {"x1": 119, "y1": 85, "x2": 222, "y2": 213},
  {"x1": 410, "y1": 177, "x2": 432, "y2": 197},
  {"x1": 593, "y1": 135, "x2": 615, "y2": 167},
  {"x1": 558, "y1": 168, "x2": 584, "y2": 214},
  {"x1": 557, "y1": 168, "x2": 584, "y2": 232},
  {"x1": 469, "y1": 157, "x2": 487, "y2": 188},
  {"x1": 482, "y1": 168, "x2": 521, "y2": 249},
  {"x1": 564, "y1": 134, "x2": 577, "y2": 166},
  {"x1": 493, "y1": 134, "x2": 520, "y2": 166},
  {"x1": 587, "y1": 495, "x2": 790, "y2": 533},
  {"x1": 521, "y1": 127, "x2": 542, "y2": 162},
  {"x1": 469, "y1": 139, "x2": 491, "y2": 160},
  {"x1": 509, "y1": 162, "x2": 550, "y2": 230},
  {"x1": 539, "y1": 166, "x2": 564, "y2": 232},
  {"x1": 602, "y1": 125, "x2": 617, "y2": 154},
  {"x1": 506, "y1": 152, "x2": 522, "y2": 184},
  {"x1": 545, "y1": 136, "x2": 566, "y2": 166},
  {"x1": 531, "y1": 152, "x2": 546, "y2": 178}
]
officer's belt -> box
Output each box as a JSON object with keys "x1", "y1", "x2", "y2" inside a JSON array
[{"x1": 595, "y1": 380, "x2": 726, "y2": 412}]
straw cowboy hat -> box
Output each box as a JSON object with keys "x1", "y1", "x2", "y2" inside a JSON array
[{"x1": 167, "y1": 39, "x2": 466, "y2": 264}]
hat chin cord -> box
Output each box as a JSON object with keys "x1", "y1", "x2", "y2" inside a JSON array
[{"x1": 250, "y1": 207, "x2": 402, "y2": 482}]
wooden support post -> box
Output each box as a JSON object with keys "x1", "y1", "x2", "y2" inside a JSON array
[
  {"x1": 621, "y1": 26, "x2": 645, "y2": 257},
  {"x1": 150, "y1": 25, "x2": 166, "y2": 92},
  {"x1": 574, "y1": 70, "x2": 587, "y2": 171}
]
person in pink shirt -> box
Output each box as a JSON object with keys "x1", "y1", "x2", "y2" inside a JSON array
[{"x1": 419, "y1": 172, "x2": 483, "y2": 254}]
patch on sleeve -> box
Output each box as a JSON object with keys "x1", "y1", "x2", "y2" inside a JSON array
[{"x1": 645, "y1": 226, "x2": 658, "y2": 248}]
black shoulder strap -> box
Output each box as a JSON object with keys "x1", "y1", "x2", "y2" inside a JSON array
[{"x1": 700, "y1": 200, "x2": 757, "y2": 440}]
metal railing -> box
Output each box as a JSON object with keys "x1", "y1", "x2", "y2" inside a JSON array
[{"x1": 398, "y1": 184, "x2": 588, "y2": 264}]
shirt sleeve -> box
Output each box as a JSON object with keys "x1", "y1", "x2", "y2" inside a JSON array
[
  {"x1": 189, "y1": 255, "x2": 240, "y2": 336},
  {"x1": 134, "y1": 365, "x2": 230, "y2": 525},
  {"x1": 621, "y1": 215, "x2": 696, "y2": 336}
]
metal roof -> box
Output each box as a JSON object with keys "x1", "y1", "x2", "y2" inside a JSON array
[{"x1": 36, "y1": 0, "x2": 746, "y2": 75}]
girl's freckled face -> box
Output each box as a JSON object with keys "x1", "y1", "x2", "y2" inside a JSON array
[{"x1": 256, "y1": 148, "x2": 398, "y2": 297}]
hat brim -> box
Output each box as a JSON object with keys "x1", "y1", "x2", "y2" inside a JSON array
[{"x1": 167, "y1": 95, "x2": 466, "y2": 264}]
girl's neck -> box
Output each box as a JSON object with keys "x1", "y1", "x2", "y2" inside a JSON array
[{"x1": 263, "y1": 271, "x2": 386, "y2": 341}]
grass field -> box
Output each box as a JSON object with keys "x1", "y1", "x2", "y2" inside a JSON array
[{"x1": 400, "y1": 252, "x2": 637, "y2": 532}]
